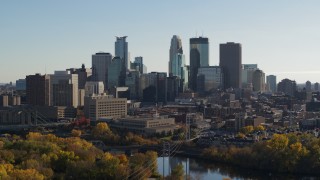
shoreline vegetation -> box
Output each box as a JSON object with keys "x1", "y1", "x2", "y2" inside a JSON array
[
  {"x1": 0, "y1": 132, "x2": 159, "y2": 180},
  {"x1": 200, "y1": 133, "x2": 320, "y2": 177},
  {"x1": 1, "y1": 122, "x2": 320, "y2": 179}
]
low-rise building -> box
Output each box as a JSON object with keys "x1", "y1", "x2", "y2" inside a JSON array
[
  {"x1": 84, "y1": 94, "x2": 127, "y2": 121},
  {"x1": 110, "y1": 115, "x2": 176, "y2": 135}
]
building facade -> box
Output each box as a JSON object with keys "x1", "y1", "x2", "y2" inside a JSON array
[
  {"x1": 92, "y1": 52, "x2": 113, "y2": 89},
  {"x1": 50, "y1": 71, "x2": 78, "y2": 107},
  {"x1": 67, "y1": 64, "x2": 92, "y2": 89},
  {"x1": 26, "y1": 74, "x2": 50, "y2": 106},
  {"x1": 242, "y1": 64, "x2": 258, "y2": 88},
  {"x1": 197, "y1": 66, "x2": 224, "y2": 94},
  {"x1": 220, "y1": 42, "x2": 242, "y2": 89},
  {"x1": 169, "y1": 35, "x2": 183, "y2": 76},
  {"x1": 266, "y1": 75, "x2": 277, "y2": 93},
  {"x1": 277, "y1": 78, "x2": 297, "y2": 97},
  {"x1": 84, "y1": 81, "x2": 104, "y2": 96},
  {"x1": 115, "y1": 36, "x2": 129, "y2": 70},
  {"x1": 189, "y1": 37, "x2": 209, "y2": 91},
  {"x1": 252, "y1": 70, "x2": 265, "y2": 92},
  {"x1": 107, "y1": 57, "x2": 126, "y2": 89},
  {"x1": 84, "y1": 94, "x2": 127, "y2": 121},
  {"x1": 16, "y1": 79, "x2": 26, "y2": 91}
]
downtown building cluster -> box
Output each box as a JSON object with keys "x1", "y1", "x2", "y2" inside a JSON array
[
  {"x1": 3, "y1": 35, "x2": 320, "y2": 108},
  {"x1": 2, "y1": 35, "x2": 320, "y2": 133}
]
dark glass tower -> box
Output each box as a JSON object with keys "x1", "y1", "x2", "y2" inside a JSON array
[
  {"x1": 219, "y1": 42, "x2": 242, "y2": 89},
  {"x1": 189, "y1": 37, "x2": 209, "y2": 91}
]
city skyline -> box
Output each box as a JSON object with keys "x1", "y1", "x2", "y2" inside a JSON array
[{"x1": 1, "y1": 1, "x2": 320, "y2": 83}]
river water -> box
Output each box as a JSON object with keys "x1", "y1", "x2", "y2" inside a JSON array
[{"x1": 157, "y1": 156, "x2": 319, "y2": 180}]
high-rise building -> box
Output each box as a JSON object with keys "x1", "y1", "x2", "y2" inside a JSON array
[
  {"x1": 107, "y1": 57, "x2": 126, "y2": 89},
  {"x1": 242, "y1": 64, "x2": 258, "y2": 87},
  {"x1": 67, "y1": 64, "x2": 92, "y2": 89},
  {"x1": 306, "y1": 81, "x2": 312, "y2": 92},
  {"x1": 84, "y1": 81, "x2": 104, "y2": 96},
  {"x1": 189, "y1": 37, "x2": 209, "y2": 91},
  {"x1": 170, "y1": 53, "x2": 186, "y2": 78},
  {"x1": 125, "y1": 70, "x2": 140, "y2": 100},
  {"x1": 314, "y1": 82, "x2": 319, "y2": 92},
  {"x1": 266, "y1": 75, "x2": 277, "y2": 93},
  {"x1": 197, "y1": 66, "x2": 224, "y2": 94},
  {"x1": 167, "y1": 76, "x2": 181, "y2": 102},
  {"x1": 131, "y1": 56, "x2": 146, "y2": 74},
  {"x1": 140, "y1": 72, "x2": 167, "y2": 103},
  {"x1": 220, "y1": 42, "x2": 242, "y2": 89},
  {"x1": 169, "y1": 35, "x2": 183, "y2": 76},
  {"x1": 50, "y1": 71, "x2": 78, "y2": 107},
  {"x1": 277, "y1": 78, "x2": 297, "y2": 97},
  {"x1": 84, "y1": 94, "x2": 127, "y2": 121},
  {"x1": 26, "y1": 74, "x2": 50, "y2": 106},
  {"x1": 92, "y1": 52, "x2": 113, "y2": 88},
  {"x1": 16, "y1": 79, "x2": 26, "y2": 91},
  {"x1": 252, "y1": 70, "x2": 265, "y2": 92},
  {"x1": 115, "y1": 36, "x2": 129, "y2": 70}
]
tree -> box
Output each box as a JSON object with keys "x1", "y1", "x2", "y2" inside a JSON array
[
  {"x1": 92, "y1": 122, "x2": 112, "y2": 137},
  {"x1": 267, "y1": 134, "x2": 289, "y2": 151},
  {"x1": 169, "y1": 164, "x2": 184, "y2": 180},
  {"x1": 240, "y1": 126, "x2": 254, "y2": 135},
  {"x1": 254, "y1": 125, "x2": 265, "y2": 131},
  {"x1": 71, "y1": 129, "x2": 82, "y2": 137},
  {"x1": 236, "y1": 133, "x2": 246, "y2": 139}
]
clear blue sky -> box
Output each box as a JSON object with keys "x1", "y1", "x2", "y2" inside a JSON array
[{"x1": 1, "y1": 0, "x2": 320, "y2": 83}]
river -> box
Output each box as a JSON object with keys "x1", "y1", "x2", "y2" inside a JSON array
[{"x1": 157, "y1": 156, "x2": 319, "y2": 180}]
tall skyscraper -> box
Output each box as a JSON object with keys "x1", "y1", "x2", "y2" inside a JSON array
[
  {"x1": 314, "y1": 82, "x2": 319, "y2": 92},
  {"x1": 169, "y1": 35, "x2": 183, "y2": 76},
  {"x1": 107, "y1": 57, "x2": 126, "y2": 89},
  {"x1": 92, "y1": 52, "x2": 113, "y2": 89},
  {"x1": 189, "y1": 37, "x2": 209, "y2": 91},
  {"x1": 266, "y1": 75, "x2": 277, "y2": 93},
  {"x1": 252, "y1": 70, "x2": 265, "y2": 92},
  {"x1": 125, "y1": 70, "x2": 140, "y2": 100},
  {"x1": 306, "y1": 81, "x2": 312, "y2": 92},
  {"x1": 115, "y1": 36, "x2": 129, "y2": 70},
  {"x1": 220, "y1": 42, "x2": 242, "y2": 89},
  {"x1": 170, "y1": 53, "x2": 186, "y2": 78}
]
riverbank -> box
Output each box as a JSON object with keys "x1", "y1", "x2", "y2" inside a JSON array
[{"x1": 175, "y1": 140, "x2": 320, "y2": 178}]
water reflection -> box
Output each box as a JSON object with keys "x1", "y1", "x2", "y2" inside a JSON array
[{"x1": 157, "y1": 156, "x2": 320, "y2": 180}]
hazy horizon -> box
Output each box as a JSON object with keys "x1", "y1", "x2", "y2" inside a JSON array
[{"x1": 1, "y1": 0, "x2": 320, "y2": 83}]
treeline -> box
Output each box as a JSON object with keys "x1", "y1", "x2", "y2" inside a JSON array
[
  {"x1": 90, "y1": 122, "x2": 160, "y2": 146},
  {"x1": 0, "y1": 132, "x2": 158, "y2": 179},
  {"x1": 203, "y1": 133, "x2": 320, "y2": 175}
]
